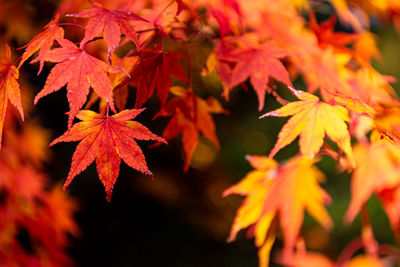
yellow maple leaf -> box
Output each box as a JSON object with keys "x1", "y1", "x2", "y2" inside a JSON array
[
  {"x1": 261, "y1": 87, "x2": 354, "y2": 165},
  {"x1": 223, "y1": 155, "x2": 332, "y2": 266}
]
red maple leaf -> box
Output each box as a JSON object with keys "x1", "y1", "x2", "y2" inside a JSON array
[
  {"x1": 175, "y1": 0, "x2": 201, "y2": 20},
  {"x1": 122, "y1": 46, "x2": 188, "y2": 108},
  {"x1": 154, "y1": 86, "x2": 223, "y2": 171},
  {"x1": 50, "y1": 108, "x2": 166, "y2": 201},
  {"x1": 67, "y1": 0, "x2": 148, "y2": 55},
  {"x1": 0, "y1": 42, "x2": 24, "y2": 148},
  {"x1": 217, "y1": 35, "x2": 292, "y2": 111},
  {"x1": 34, "y1": 38, "x2": 120, "y2": 128},
  {"x1": 309, "y1": 13, "x2": 359, "y2": 51},
  {"x1": 18, "y1": 14, "x2": 64, "y2": 74}
]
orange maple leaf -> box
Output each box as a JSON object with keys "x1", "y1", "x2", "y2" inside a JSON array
[
  {"x1": 175, "y1": 0, "x2": 201, "y2": 20},
  {"x1": 223, "y1": 155, "x2": 332, "y2": 264},
  {"x1": 67, "y1": 0, "x2": 148, "y2": 55},
  {"x1": 154, "y1": 86, "x2": 223, "y2": 172},
  {"x1": 349, "y1": 67, "x2": 397, "y2": 108},
  {"x1": 50, "y1": 108, "x2": 166, "y2": 201},
  {"x1": 298, "y1": 48, "x2": 353, "y2": 100},
  {"x1": 345, "y1": 140, "x2": 400, "y2": 224},
  {"x1": 18, "y1": 14, "x2": 64, "y2": 74},
  {"x1": 310, "y1": 13, "x2": 359, "y2": 52},
  {"x1": 34, "y1": 38, "x2": 120, "y2": 128},
  {"x1": 378, "y1": 186, "x2": 400, "y2": 235},
  {"x1": 261, "y1": 86, "x2": 354, "y2": 164},
  {"x1": 0, "y1": 42, "x2": 24, "y2": 149},
  {"x1": 218, "y1": 35, "x2": 292, "y2": 111}
]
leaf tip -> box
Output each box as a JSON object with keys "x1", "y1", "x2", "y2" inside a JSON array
[
  {"x1": 221, "y1": 188, "x2": 232, "y2": 198},
  {"x1": 106, "y1": 191, "x2": 113, "y2": 202},
  {"x1": 33, "y1": 95, "x2": 40, "y2": 105},
  {"x1": 343, "y1": 210, "x2": 355, "y2": 226},
  {"x1": 259, "y1": 111, "x2": 278, "y2": 118},
  {"x1": 159, "y1": 137, "x2": 168, "y2": 145},
  {"x1": 288, "y1": 86, "x2": 303, "y2": 97},
  {"x1": 62, "y1": 181, "x2": 69, "y2": 191}
]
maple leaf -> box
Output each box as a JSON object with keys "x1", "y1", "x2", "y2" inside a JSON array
[
  {"x1": 373, "y1": 106, "x2": 400, "y2": 143},
  {"x1": 218, "y1": 35, "x2": 292, "y2": 111},
  {"x1": 330, "y1": 0, "x2": 366, "y2": 31},
  {"x1": 0, "y1": 42, "x2": 24, "y2": 149},
  {"x1": 345, "y1": 140, "x2": 400, "y2": 224},
  {"x1": 349, "y1": 68, "x2": 397, "y2": 108},
  {"x1": 175, "y1": 0, "x2": 201, "y2": 21},
  {"x1": 222, "y1": 155, "x2": 277, "y2": 267},
  {"x1": 297, "y1": 48, "x2": 353, "y2": 100},
  {"x1": 354, "y1": 32, "x2": 382, "y2": 62},
  {"x1": 18, "y1": 14, "x2": 64, "y2": 74},
  {"x1": 154, "y1": 86, "x2": 222, "y2": 172},
  {"x1": 34, "y1": 38, "x2": 120, "y2": 128},
  {"x1": 67, "y1": 0, "x2": 148, "y2": 55},
  {"x1": 378, "y1": 186, "x2": 400, "y2": 235},
  {"x1": 122, "y1": 46, "x2": 188, "y2": 108},
  {"x1": 223, "y1": 155, "x2": 332, "y2": 263},
  {"x1": 5, "y1": 122, "x2": 51, "y2": 167},
  {"x1": 207, "y1": 0, "x2": 242, "y2": 37},
  {"x1": 309, "y1": 13, "x2": 359, "y2": 51},
  {"x1": 261, "y1": 86, "x2": 354, "y2": 164},
  {"x1": 50, "y1": 109, "x2": 166, "y2": 201},
  {"x1": 84, "y1": 54, "x2": 138, "y2": 111}
]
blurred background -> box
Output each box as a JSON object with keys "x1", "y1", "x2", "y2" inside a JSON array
[{"x1": 1, "y1": 0, "x2": 400, "y2": 266}]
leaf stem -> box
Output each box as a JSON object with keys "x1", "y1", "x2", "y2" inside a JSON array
[
  {"x1": 361, "y1": 205, "x2": 378, "y2": 257},
  {"x1": 271, "y1": 90, "x2": 289, "y2": 106},
  {"x1": 137, "y1": 28, "x2": 158, "y2": 34},
  {"x1": 13, "y1": 53, "x2": 24, "y2": 67},
  {"x1": 59, "y1": 22, "x2": 86, "y2": 30},
  {"x1": 336, "y1": 237, "x2": 363, "y2": 266}
]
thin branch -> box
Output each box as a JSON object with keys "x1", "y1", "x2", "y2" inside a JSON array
[{"x1": 59, "y1": 22, "x2": 86, "y2": 30}]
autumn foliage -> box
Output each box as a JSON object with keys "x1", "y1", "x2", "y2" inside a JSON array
[{"x1": 3, "y1": 0, "x2": 400, "y2": 266}]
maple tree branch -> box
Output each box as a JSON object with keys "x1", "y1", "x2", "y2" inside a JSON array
[
  {"x1": 378, "y1": 244, "x2": 400, "y2": 264},
  {"x1": 361, "y1": 205, "x2": 379, "y2": 257},
  {"x1": 317, "y1": 149, "x2": 339, "y2": 160},
  {"x1": 170, "y1": 26, "x2": 214, "y2": 41},
  {"x1": 336, "y1": 237, "x2": 363, "y2": 266},
  {"x1": 318, "y1": 142, "x2": 340, "y2": 160},
  {"x1": 128, "y1": 31, "x2": 159, "y2": 57},
  {"x1": 241, "y1": 82, "x2": 249, "y2": 93},
  {"x1": 74, "y1": 37, "x2": 103, "y2": 47},
  {"x1": 59, "y1": 22, "x2": 86, "y2": 30},
  {"x1": 161, "y1": 30, "x2": 165, "y2": 50},
  {"x1": 136, "y1": 28, "x2": 158, "y2": 34},
  {"x1": 180, "y1": 43, "x2": 192, "y2": 84}
]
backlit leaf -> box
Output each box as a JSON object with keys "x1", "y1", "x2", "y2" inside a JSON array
[
  {"x1": 34, "y1": 38, "x2": 120, "y2": 128},
  {"x1": 261, "y1": 87, "x2": 354, "y2": 164},
  {"x1": 224, "y1": 155, "x2": 332, "y2": 263},
  {"x1": 0, "y1": 42, "x2": 24, "y2": 149},
  {"x1": 50, "y1": 109, "x2": 166, "y2": 201}
]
